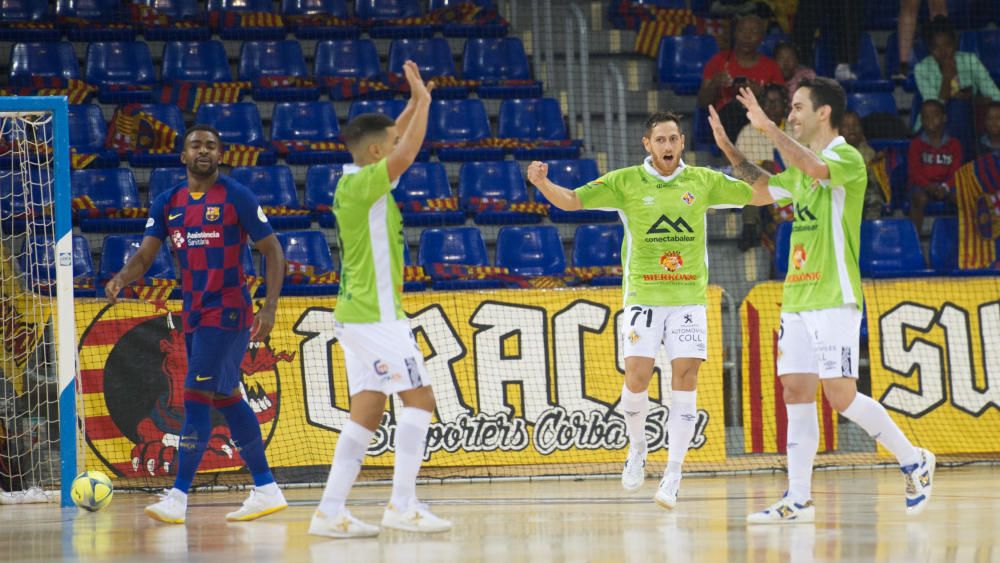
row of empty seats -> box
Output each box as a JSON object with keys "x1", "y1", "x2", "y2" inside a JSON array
[{"x1": 10, "y1": 38, "x2": 537, "y2": 103}]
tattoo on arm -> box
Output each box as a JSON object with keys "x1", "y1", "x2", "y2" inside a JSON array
[{"x1": 733, "y1": 159, "x2": 765, "y2": 183}]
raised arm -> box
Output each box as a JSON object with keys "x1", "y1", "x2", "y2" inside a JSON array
[
  {"x1": 708, "y1": 105, "x2": 774, "y2": 205},
  {"x1": 105, "y1": 236, "x2": 163, "y2": 304},
  {"x1": 386, "y1": 61, "x2": 433, "y2": 182},
  {"x1": 735, "y1": 87, "x2": 829, "y2": 181},
  {"x1": 526, "y1": 161, "x2": 582, "y2": 211},
  {"x1": 394, "y1": 64, "x2": 436, "y2": 136}
]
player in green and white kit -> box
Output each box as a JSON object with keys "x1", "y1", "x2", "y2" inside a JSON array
[
  {"x1": 309, "y1": 61, "x2": 451, "y2": 538},
  {"x1": 709, "y1": 77, "x2": 935, "y2": 524},
  {"x1": 527, "y1": 112, "x2": 773, "y2": 509}
]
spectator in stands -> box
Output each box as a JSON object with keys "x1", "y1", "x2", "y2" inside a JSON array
[
  {"x1": 774, "y1": 41, "x2": 815, "y2": 99},
  {"x1": 841, "y1": 110, "x2": 885, "y2": 219},
  {"x1": 735, "y1": 84, "x2": 789, "y2": 249},
  {"x1": 908, "y1": 99, "x2": 962, "y2": 232},
  {"x1": 791, "y1": 0, "x2": 863, "y2": 82},
  {"x1": 978, "y1": 102, "x2": 1000, "y2": 157},
  {"x1": 698, "y1": 14, "x2": 784, "y2": 140},
  {"x1": 914, "y1": 16, "x2": 1000, "y2": 153},
  {"x1": 894, "y1": 0, "x2": 948, "y2": 80}
]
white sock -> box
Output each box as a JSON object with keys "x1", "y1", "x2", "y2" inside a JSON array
[
  {"x1": 256, "y1": 482, "x2": 280, "y2": 496},
  {"x1": 841, "y1": 394, "x2": 921, "y2": 468},
  {"x1": 619, "y1": 383, "x2": 649, "y2": 451},
  {"x1": 786, "y1": 402, "x2": 819, "y2": 504},
  {"x1": 666, "y1": 390, "x2": 697, "y2": 478},
  {"x1": 318, "y1": 420, "x2": 374, "y2": 516},
  {"x1": 389, "y1": 407, "x2": 433, "y2": 510}
]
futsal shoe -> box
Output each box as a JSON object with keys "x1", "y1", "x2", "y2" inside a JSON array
[
  {"x1": 902, "y1": 448, "x2": 936, "y2": 516},
  {"x1": 746, "y1": 494, "x2": 815, "y2": 524},
  {"x1": 654, "y1": 474, "x2": 681, "y2": 509},
  {"x1": 225, "y1": 488, "x2": 288, "y2": 521},
  {"x1": 309, "y1": 509, "x2": 379, "y2": 539},
  {"x1": 145, "y1": 489, "x2": 187, "y2": 524},
  {"x1": 621, "y1": 445, "x2": 647, "y2": 491},
  {"x1": 381, "y1": 500, "x2": 452, "y2": 533}
]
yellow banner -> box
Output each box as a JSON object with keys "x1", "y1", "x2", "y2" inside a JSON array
[
  {"x1": 865, "y1": 278, "x2": 1000, "y2": 455},
  {"x1": 75, "y1": 286, "x2": 726, "y2": 480},
  {"x1": 1, "y1": 245, "x2": 51, "y2": 395}
]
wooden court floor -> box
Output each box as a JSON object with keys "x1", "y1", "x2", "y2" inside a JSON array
[{"x1": 2, "y1": 465, "x2": 999, "y2": 562}]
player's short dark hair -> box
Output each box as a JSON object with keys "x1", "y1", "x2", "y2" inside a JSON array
[
  {"x1": 920, "y1": 98, "x2": 947, "y2": 114},
  {"x1": 773, "y1": 41, "x2": 799, "y2": 60},
  {"x1": 343, "y1": 113, "x2": 396, "y2": 151},
  {"x1": 183, "y1": 124, "x2": 222, "y2": 146},
  {"x1": 644, "y1": 111, "x2": 684, "y2": 137},
  {"x1": 796, "y1": 77, "x2": 847, "y2": 128},
  {"x1": 923, "y1": 15, "x2": 956, "y2": 46}
]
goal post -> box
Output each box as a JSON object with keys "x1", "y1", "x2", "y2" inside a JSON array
[{"x1": 0, "y1": 96, "x2": 76, "y2": 507}]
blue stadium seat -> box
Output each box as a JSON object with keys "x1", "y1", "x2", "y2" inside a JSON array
[
  {"x1": 814, "y1": 33, "x2": 891, "y2": 92},
  {"x1": 347, "y1": 99, "x2": 406, "y2": 121},
  {"x1": 135, "y1": 0, "x2": 200, "y2": 19},
  {"x1": 57, "y1": 0, "x2": 136, "y2": 42},
  {"x1": 18, "y1": 235, "x2": 96, "y2": 296},
  {"x1": 357, "y1": 0, "x2": 433, "y2": 38},
  {"x1": 970, "y1": 30, "x2": 1000, "y2": 83},
  {"x1": 194, "y1": 103, "x2": 276, "y2": 164},
  {"x1": 136, "y1": 0, "x2": 209, "y2": 41},
  {"x1": 395, "y1": 162, "x2": 465, "y2": 226},
  {"x1": 99, "y1": 234, "x2": 177, "y2": 291},
  {"x1": 863, "y1": 0, "x2": 900, "y2": 30},
  {"x1": 206, "y1": 0, "x2": 272, "y2": 8},
  {"x1": 147, "y1": 167, "x2": 188, "y2": 204},
  {"x1": 572, "y1": 224, "x2": 623, "y2": 286},
  {"x1": 496, "y1": 225, "x2": 566, "y2": 277},
  {"x1": 1, "y1": 169, "x2": 51, "y2": 232},
  {"x1": 538, "y1": 159, "x2": 617, "y2": 223},
  {"x1": 656, "y1": 35, "x2": 718, "y2": 95},
  {"x1": 264, "y1": 231, "x2": 338, "y2": 295},
  {"x1": 269, "y1": 101, "x2": 349, "y2": 164},
  {"x1": 241, "y1": 40, "x2": 320, "y2": 101},
  {"x1": 85, "y1": 42, "x2": 157, "y2": 104},
  {"x1": 774, "y1": 220, "x2": 792, "y2": 279},
  {"x1": 314, "y1": 39, "x2": 393, "y2": 100},
  {"x1": 125, "y1": 103, "x2": 186, "y2": 167},
  {"x1": 846, "y1": 92, "x2": 898, "y2": 119},
  {"x1": 758, "y1": 32, "x2": 789, "y2": 57},
  {"x1": 0, "y1": 0, "x2": 59, "y2": 41},
  {"x1": 929, "y1": 216, "x2": 957, "y2": 273},
  {"x1": 304, "y1": 164, "x2": 342, "y2": 228},
  {"x1": 208, "y1": 0, "x2": 286, "y2": 40},
  {"x1": 9, "y1": 42, "x2": 81, "y2": 86},
  {"x1": 430, "y1": 0, "x2": 506, "y2": 37},
  {"x1": 418, "y1": 227, "x2": 503, "y2": 290},
  {"x1": 498, "y1": 98, "x2": 580, "y2": 160},
  {"x1": 884, "y1": 31, "x2": 928, "y2": 91},
  {"x1": 459, "y1": 161, "x2": 539, "y2": 225},
  {"x1": 428, "y1": 99, "x2": 505, "y2": 162},
  {"x1": 859, "y1": 219, "x2": 935, "y2": 277},
  {"x1": 72, "y1": 168, "x2": 145, "y2": 233},
  {"x1": 388, "y1": 39, "x2": 465, "y2": 98},
  {"x1": 229, "y1": 165, "x2": 311, "y2": 229},
  {"x1": 68, "y1": 104, "x2": 119, "y2": 168},
  {"x1": 161, "y1": 40, "x2": 232, "y2": 83},
  {"x1": 463, "y1": 38, "x2": 539, "y2": 98},
  {"x1": 283, "y1": 0, "x2": 356, "y2": 39}
]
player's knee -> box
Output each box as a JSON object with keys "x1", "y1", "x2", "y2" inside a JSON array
[
  {"x1": 822, "y1": 385, "x2": 856, "y2": 413},
  {"x1": 623, "y1": 372, "x2": 652, "y2": 393},
  {"x1": 780, "y1": 381, "x2": 813, "y2": 404}
]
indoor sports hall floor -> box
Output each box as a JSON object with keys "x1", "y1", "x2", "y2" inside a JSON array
[{"x1": 2, "y1": 465, "x2": 998, "y2": 562}]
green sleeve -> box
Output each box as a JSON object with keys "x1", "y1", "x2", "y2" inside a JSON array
[
  {"x1": 969, "y1": 53, "x2": 1000, "y2": 101},
  {"x1": 342, "y1": 159, "x2": 393, "y2": 205},
  {"x1": 822, "y1": 143, "x2": 867, "y2": 194},
  {"x1": 914, "y1": 57, "x2": 940, "y2": 102},
  {"x1": 704, "y1": 169, "x2": 753, "y2": 208},
  {"x1": 767, "y1": 169, "x2": 796, "y2": 206},
  {"x1": 575, "y1": 171, "x2": 624, "y2": 210}
]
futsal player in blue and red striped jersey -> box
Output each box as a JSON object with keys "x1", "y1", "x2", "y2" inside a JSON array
[{"x1": 106, "y1": 125, "x2": 288, "y2": 524}]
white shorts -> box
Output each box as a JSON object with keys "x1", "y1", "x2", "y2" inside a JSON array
[
  {"x1": 620, "y1": 304, "x2": 708, "y2": 361},
  {"x1": 335, "y1": 319, "x2": 430, "y2": 396},
  {"x1": 777, "y1": 305, "x2": 862, "y2": 379}
]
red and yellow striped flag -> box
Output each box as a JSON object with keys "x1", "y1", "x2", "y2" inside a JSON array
[
  {"x1": 221, "y1": 144, "x2": 265, "y2": 167},
  {"x1": 71, "y1": 149, "x2": 99, "y2": 170},
  {"x1": 125, "y1": 278, "x2": 178, "y2": 312},
  {"x1": 634, "y1": 8, "x2": 699, "y2": 57}
]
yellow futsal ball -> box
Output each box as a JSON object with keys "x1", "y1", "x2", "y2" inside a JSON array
[{"x1": 71, "y1": 471, "x2": 114, "y2": 512}]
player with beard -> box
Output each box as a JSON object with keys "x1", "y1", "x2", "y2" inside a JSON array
[
  {"x1": 708, "y1": 78, "x2": 935, "y2": 524},
  {"x1": 106, "y1": 125, "x2": 289, "y2": 524},
  {"x1": 526, "y1": 112, "x2": 772, "y2": 508}
]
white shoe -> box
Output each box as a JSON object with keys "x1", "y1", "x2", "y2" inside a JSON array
[
  {"x1": 835, "y1": 63, "x2": 858, "y2": 81},
  {"x1": 145, "y1": 489, "x2": 187, "y2": 524},
  {"x1": 903, "y1": 448, "x2": 936, "y2": 516},
  {"x1": 381, "y1": 501, "x2": 452, "y2": 533},
  {"x1": 309, "y1": 509, "x2": 379, "y2": 538},
  {"x1": 747, "y1": 494, "x2": 815, "y2": 524},
  {"x1": 621, "y1": 445, "x2": 647, "y2": 491},
  {"x1": 225, "y1": 488, "x2": 288, "y2": 522},
  {"x1": 654, "y1": 474, "x2": 681, "y2": 509}
]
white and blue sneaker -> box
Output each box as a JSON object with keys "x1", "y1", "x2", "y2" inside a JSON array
[
  {"x1": 902, "y1": 448, "x2": 936, "y2": 516},
  {"x1": 747, "y1": 493, "x2": 815, "y2": 524},
  {"x1": 654, "y1": 474, "x2": 681, "y2": 509},
  {"x1": 621, "y1": 445, "x2": 647, "y2": 491}
]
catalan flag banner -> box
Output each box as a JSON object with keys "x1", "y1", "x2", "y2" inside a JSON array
[
  {"x1": 565, "y1": 266, "x2": 623, "y2": 281},
  {"x1": 372, "y1": 1, "x2": 506, "y2": 27},
  {"x1": 260, "y1": 206, "x2": 310, "y2": 217},
  {"x1": 270, "y1": 140, "x2": 347, "y2": 156},
  {"x1": 106, "y1": 104, "x2": 178, "y2": 155},
  {"x1": 255, "y1": 75, "x2": 319, "y2": 89},
  {"x1": 156, "y1": 81, "x2": 249, "y2": 112},
  {"x1": 428, "y1": 264, "x2": 510, "y2": 280},
  {"x1": 321, "y1": 76, "x2": 394, "y2": 100},
  {"x1": 127, "y1": 2, "x2": 206, "y2": 30},
  {"x1": 220, "y1": 144, "x2": 265, "y2": 167},
  {"x1": 398, "y1": 197, "x2": 461, "y2": 212},
  {"x1": 124, "y1": 278, "x2": 178, "y2": 312},
  {"x1": 953, "y1": 154, "x2": 1000, "y2": 270},
  {"x1": 403, "y1": 265, "x2": 431, "y2": 283},
  {"x1": 634, "y1": 8, "x2": 699, "y2": 57},
  {"x1": 0, "y1": 78, "x2": 97, "y2": 104},
  {"x1": 285, "y1": 14, "x2": 356, "y2": 28},
  {"x1": 285, "y1": 261, "x2": 340, "y2": 285},
  {"x1": 467, "y1": 197, "x2": 549, "y2": 216},
  {"x1": 71, "y1": 149, "x2": 100, "y2": 170},
  {"x1": 208, "y1": 11, "x2": 284, "y2": 31}
]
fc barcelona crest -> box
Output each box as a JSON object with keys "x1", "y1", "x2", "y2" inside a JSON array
[{"x1": 205, "y1": 206, "x2": 221, "y2": 222}]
